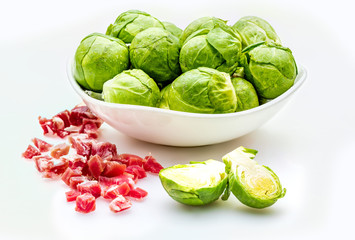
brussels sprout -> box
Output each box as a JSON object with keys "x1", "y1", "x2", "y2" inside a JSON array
[
  {"x1": 74, "y1": 33, "x2": 129, "y2": 92},
  {"x1": 222, "y1": 146, "x2": 286, "y2": 208},
  {"x1": 239, "y1": 42, "x2": 298, "y2": 99},
  {"x1": 180, "y1": 16, "x2": 228, "y2": 45},
  {"x1": 179, "y1": 17, "x2": 242, "y2": 74},
  {"x1": 159, "y1": 160, "x2": 228, "y2": 206},
  {"x1": 106, "y1": 10, "x2": 165, "y2": 43},
  {"x1": 233, "y1": 16, "x2": 281, "y2": 49},
  {"x1": 168, "y1": 67, "x2": 237, "y2": 114},
  {"x1": 130, "y1": 28, "x2": 181, "y2": 84},
  {"x1": 102, "y1": 69, "x2": 160, "y2": 107},
  {"x1": 162, "y1": 21, "x2": 183, "y2": 39},
  {"x1": 159, "y1": 84, "x2": 172, "y2": 109},
  {"x1": 231, "y1": 77, "x2": 259, "y2": 111}
]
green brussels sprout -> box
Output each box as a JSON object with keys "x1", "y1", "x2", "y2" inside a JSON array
[
  {"x1": 74, "y1": 33, "x2": 129, "y2": 92},
  {"x1": 179, "y1": 17, "x2": 242, "y2": 74},
  {"x1": 222, "y1": 146, "x2": 286, "y2": 209},
  {"x1": 232, "y1": 16, "x2": 281, "y2": 49},
  {"x1": 239, "y1": 42, "x2": 298, "y2": 99},
  {"x1": 159, "y1": 84, "x2": 172, "y2": 109},
  {"x1": 162, "y1": 21, "x2": 183, "y2": 39},
  {"x1": 231, "y1": 77, "x2": 259, "y2": 111},
  {"x1": 180, "y1": 16, "x2": 228, "y2": 45},
  {"x1": 130, "y1": 28, "x2": 181, "y2": 84},
  {"x1": 168, "y1": 67, "x2": 237, "y2": 114},
  {"x1": 102, "y1": 69, "x2": 160, "y2": 107},
  {"x1": 106, "y1": 10, "x2": 165, "y2": 43},
  {"x1": 159, "y1": 160, "x2": 228, "y2": 206}
]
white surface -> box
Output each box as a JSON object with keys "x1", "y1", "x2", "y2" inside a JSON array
[
  {"x1": 0, "y1": 0, "x2": 354, "y2": 240},
  {"x1": 68, "y1": 59, "x2": 306, "y2": 146}
]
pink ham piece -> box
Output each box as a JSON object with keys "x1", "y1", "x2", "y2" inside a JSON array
[
  {"x1": 109, "y1": 195, "x2": 132, "y2": 213},
  {"x1": 102, "y1": 182, "x2": 130, "y2": 199},
  {"x1": 32, "y1": 138, "x2": 52, "y2": 152},
  {"x1": 75, "y1": 193, "x2": 96, "y2": 213},
  {"x1": 87, "y1": 155, "x2": 106, "y2": 179},
  {"x1": 125, "y1": 165, "x2": 147, "y2": 180},
  {"x1": 101, "y1": 161, "x2": 126, "y2": 178},
  {"x1": 65, "y1": 190, "x2": 80, "y2": 202},
  {"x1": 22, "y1": 145, "x2": 41, "y2": 159},
  {"x1": 50, "y1": 143, "x2": 70, "y2": 159},
  {"x1": 128, "y1": 187, "x2": 148, "y2": 200},
  {"x1": 143, "y1": 156, "x2": 164, "y2": 174},
  {"x1": 77, "y1": 180, "x2": 102, "y2": 198}
]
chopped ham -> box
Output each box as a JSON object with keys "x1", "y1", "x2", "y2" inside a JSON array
[
  {"x1": 77, "y1": 180, "x2": 102, "y2": 198},
  {"x1": 75, "y1": 193, "x2": 96, "y2": 213},
  {"x1": 143, "y1": 155, "x2": 164, "y2": 174},
  {"x1": 128, "y1": 187, "x2": 148, "y2": 200},
  {"x1": 50, "y1": 143, "x2": 70, "y2": 159},
  {"x1": 109, "y1": 195, "x2": 132, "y2": 213},
  {"x1": 125, "y1": 165, "x2": 147, "y2": 179},
  {"x1": 87, "y1": 155, "x2": 106, "y2": 179},
  {"x1": 32, "y1": 138, "x2": 52, "y2": 152},
  {"x1": 101, "y1": 161, "x2": 126, "y2": 177},
  {"x1": 65, "y1": 190, "x2": 80, "y2": 202},
  {"x1": 22, "y1": 145, "x2": 41, "y2": 159}
]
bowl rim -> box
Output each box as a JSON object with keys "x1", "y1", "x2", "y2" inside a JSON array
[{"x1": 67, "y1": 58, "x2": 307, "y2": 119}]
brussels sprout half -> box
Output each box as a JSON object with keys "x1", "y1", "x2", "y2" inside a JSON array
[
  {"x1": 232, "y1": 16, "x2": 281, "y2": 49},
  {"x1": 74, "y1": 33, "x2": 129, "y2": 92},
  {"x1": 222, "y1": 146, "x2": 286, "y2": 208},
  {"x1": 159, "y1": 160, "x2": 228, "y2": 206},
  {"x1": 240, "y1": 42, "x2": 298, "y2": 99},
  {"x1": 106, "y1": 10, "x2": 165, "y2": 43},
  {"x1": 130, "y1": 27, "x2": 181, "y2": 84},
  {"x1": 102, "y1": 69, "x2": 160, "y2": 107},
  {"x1": 179, "y1": 17, "x2": 242, "y2": 74},
  {"x1": 231, "y1": 77, "x2": 259, "y2": 112},
  {"x1": 168, "y1": 67, "x2": 237, "y2": 114}
]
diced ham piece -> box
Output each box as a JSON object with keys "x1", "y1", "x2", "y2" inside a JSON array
[
  {"x1": 34, "y1": 155, "x2": 69, "y2": 178},
  {"x1": 143, "y1": 156, "x2": 164, "y2": 174},
  {"x1": 109, "y1": 195, "x2": 132, "y2": 213},
  {"x1": 50, "y1": 143, "x2": 70, "y2": 159},
  {"x1": 61, "y1": 167, "x2": 82, "y2": 186},
  {"x1": 22, "y1": 145, "x2": 41, "y2": 159},
  {"x1": 77, "y1": 180, "x2": 102, "y2": 198},
  {"x1": 69, "y1": 176, "x2": 87, "y2": 189},
  {"x1": 65, "y1": 154, "x2": 87, "y2": 170},
  {"x1": 125, "y1": 165, "x2": 147, "y2": 179},
  {"x1": 119, "y1": 154, "x2": 144, "y2": 166},
  {"x1": 128, "y1": 187, "x2": 148, "y2": 200},
  {"x1": 99, "y1": 174, "x2": 135, "y2": 189},
  {"x1": 103, "y1": 182, "x2": 130, "y2": 199},
  {"x1": 32, "y1": 138, "x2": 52, "y2": 152},
  {"x1": 101, "y1": 161, "x2": 126, "y2": 178},
  {"x1": 75, "y1": 193, "x2": 96, "y2": 213},
  {"x1": 65, "y1": 190, "x2": 80, "y2": 202},
  {"x1": 91, "y1": 141, "x2": 117, "y2": 161},
  {"x1": 70, "y1": 106, "x2": 102, "y2": 126},
  {"x1": 68, "y1": 136, "x2": 92, "y2": 159},
  {"x1": 55, "y1": 110, "x2": 71, "y2": 128},
  {"x1": 88, "y1": 155, "x2": 106, "y2": 179}
]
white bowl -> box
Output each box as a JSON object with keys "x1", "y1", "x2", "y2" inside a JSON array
[{"x1": 67, "y1": 61, "x2": 306, "y2": 147}]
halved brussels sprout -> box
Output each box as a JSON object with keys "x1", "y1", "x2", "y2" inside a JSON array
[
  {"x1": 102, "y1": 69, "x2": 160, "y2": 107},
  {"x1": 159, "y1": 160, "x2": 228, "y2": 205},
  {"x1": 168, "y1": 67, "x2": 237, "y2": 113},
  {"x1": 106, "y1": 10, "x2": 165, "y2": 43},
  {"x1": 239, "y1": 42, "x2": 298, "y2": 99},
  {"x1": 222, "y1": 146, "x2": 286, "y2": 208},
  {"x1": 231, "y1": 77, "x2": 259, "y2": 111},
  {"x1": 130, "y1": 27, "x2": 181, "y2": 84},
  {"x1": 74, "y1": 33, "x2": 129, "y2": 92},
  {"x1": 232, "y1": 16, "x2": 281, "y2": 49},
  {"x1": 162, "y1": 21, "x2": 183, "y2": 39},
  {"x1": 179, "y1": 17, "x2": 242, "y2": 74}
]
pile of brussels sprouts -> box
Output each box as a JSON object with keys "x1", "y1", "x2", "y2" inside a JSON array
[{"x1": 74, "y1": 10, "x2": 298, "y2": 114}]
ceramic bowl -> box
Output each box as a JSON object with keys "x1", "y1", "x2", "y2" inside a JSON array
[{"x1": 67, "y1": 61, "x2": 306, "y2": 147}]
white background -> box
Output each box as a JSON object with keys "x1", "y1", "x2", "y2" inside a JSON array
[{"x1": 1, "y1": 0, "x2": 354, "y2": 239}]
